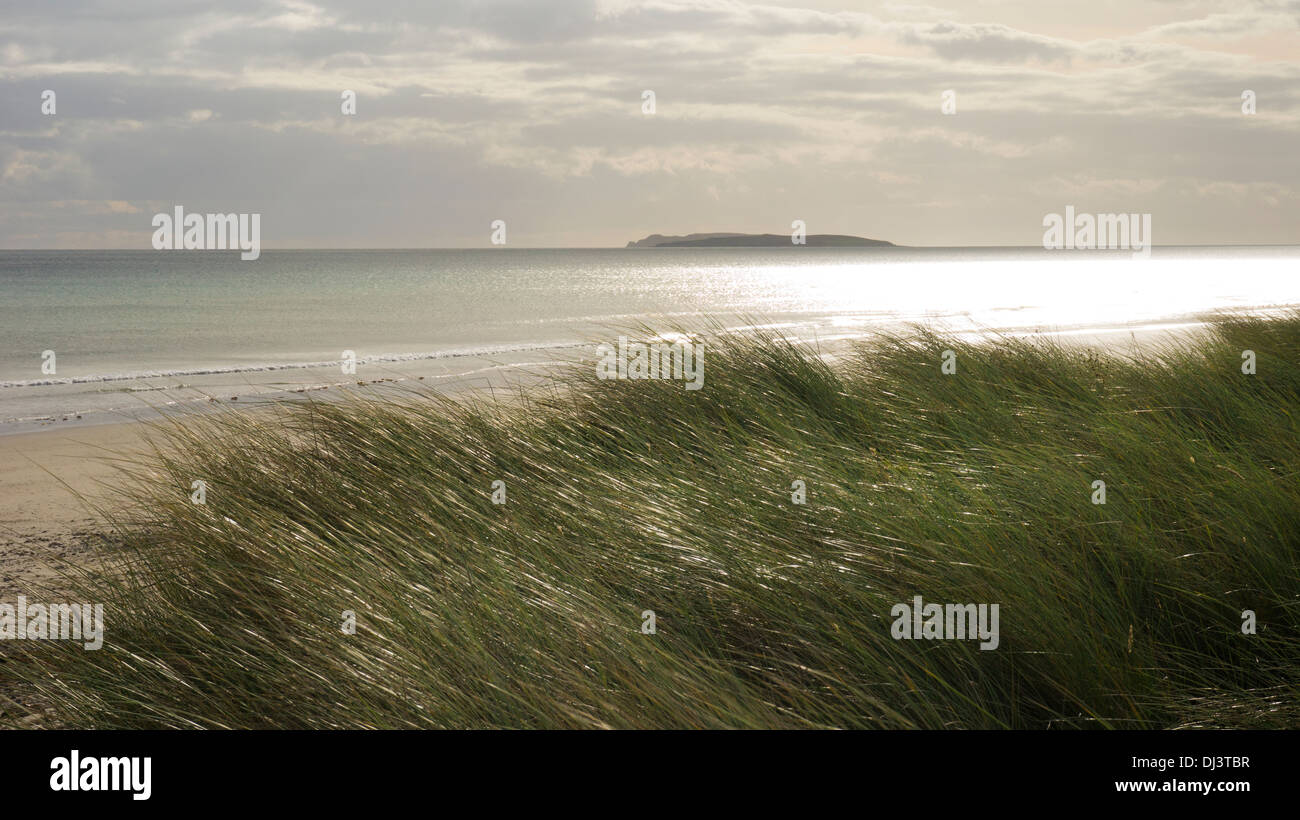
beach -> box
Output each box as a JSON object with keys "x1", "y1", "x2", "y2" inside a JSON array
[
  {"x1": 4, "y1": 0, "x2": 1297, "y2": 799},
  {"x1": 0, "y1": 422, "x2": 148, "y2": 597},
  {"x1": 5, "y1": 246, "x2": 1300, "y2": 434},
  {"x1": 3, "y1": 310, "x2": 1295, "y2": 729},
  {"x1": 0, "y1": 311, "x2": 1288, "y2": 596},
  {"x1": 0, "y1": 360, "x2": 561, "y2": 597},
  {"x1": 3, "y1": 247, "x2": 1300, "y2": 729}
]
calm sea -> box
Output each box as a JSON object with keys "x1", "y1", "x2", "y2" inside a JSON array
[{"x1": 2, "y1": 246, "x2": 1298, "y2": 432}]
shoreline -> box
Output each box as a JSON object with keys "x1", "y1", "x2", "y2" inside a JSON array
[
  {"x1": 2, "y1": 309, "x2": 1285, "y2": 438},
  {"x1": 8, "y1": 310, "x2": 1295, "y2": 729},
  {"x1": 0, "y1": 354, "x2": 572, "y2": 597},
  {"x1": 0, "y1": 317, "x2": 1228, "y2": 597}
]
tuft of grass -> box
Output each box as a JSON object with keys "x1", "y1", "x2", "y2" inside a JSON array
[{"x1": 6, "y1": 313, "x2": 1299, "y2": 728}]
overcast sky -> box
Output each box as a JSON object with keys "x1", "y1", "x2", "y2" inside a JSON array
[{"x1": 1, "y1": 0, "x2": 1297, "y2": 248}]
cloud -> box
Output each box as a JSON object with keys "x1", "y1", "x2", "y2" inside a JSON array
[
  {"x1": 0, "y1": 0, "x2": 1296, "y2": 247},
  {"x1": 890, "y1": 21, "x2": 1077, "y2": 63},
  {"x1": 1139, "y1": 12, "x2": 1292, "y2": 39}
]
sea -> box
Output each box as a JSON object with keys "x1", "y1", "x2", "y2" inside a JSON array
[{"x1": 2, "y1": 246, "x2": 1297, "y2": 434}]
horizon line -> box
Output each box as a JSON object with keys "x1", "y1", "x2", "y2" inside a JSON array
[{"x1": 3, "y1": 242, "x2": 1299, "y2": 252}]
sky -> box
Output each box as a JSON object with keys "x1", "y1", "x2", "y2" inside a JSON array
[{"x1": 1, "y1": 0, "x2": 1297, "y2": 248}]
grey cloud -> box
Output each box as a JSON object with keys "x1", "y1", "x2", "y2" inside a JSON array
[{"x1": 1, "y1": 0, "x2": 1297, "y2": 247}]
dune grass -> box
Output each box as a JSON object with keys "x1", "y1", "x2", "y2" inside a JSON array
[{"x1": 7, "y1": 314, "x2": 1299, "y2": 728}]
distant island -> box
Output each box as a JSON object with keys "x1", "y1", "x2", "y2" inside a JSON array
[{"x1": 626, "y1": 232, "x2": 895, "y2": 248}]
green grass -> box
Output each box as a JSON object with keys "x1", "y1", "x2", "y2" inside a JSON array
[{"x1": 7, "y1": 314, "x2": 1300, "y2": 728}]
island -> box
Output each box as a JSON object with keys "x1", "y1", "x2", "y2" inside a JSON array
[{"x1": 626, "y1": 232, "x2": 895, "y2": 248}]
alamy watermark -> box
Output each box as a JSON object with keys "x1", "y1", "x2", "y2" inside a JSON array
[
  {"x1": 50, "y1": 750, "x2": 150, "y2": 800},
  {"x1": 1042, "y1": 205, "x2": 1152, "y2": 259},
  {"x1": 0, "y1": 596, "x2": 104, "y2": 650},
  {"x1": 891, "y1": 595, "x2": 999, "y2": 650},
  {"x1": 596, "y1": 336, "x2": 704, "y2": 390},
  {"x1": 152, "y1": 206, "x2": 261, "y2": 260}
]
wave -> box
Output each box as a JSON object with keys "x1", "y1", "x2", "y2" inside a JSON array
[
  {"x1": 0, "y1": 340, "x2": 593, "y2": 389},
  {"x1": 0, "y1": 318, "x2": 850, "y2": 389},
  {"x1": 7, "y1": 306, "x2": 1292, "y2": 391}
]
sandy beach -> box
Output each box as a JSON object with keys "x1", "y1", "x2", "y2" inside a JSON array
[
  {"x1": 0, "y1": 422, "x2": 155, "y2": 597},
  {"x1": 0, "y1": 422, "x2": 161, "y2": 726}
]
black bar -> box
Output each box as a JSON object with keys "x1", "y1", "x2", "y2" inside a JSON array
[{"x1": 6, "y1": 729, "x2": 1286, "y2": 808}]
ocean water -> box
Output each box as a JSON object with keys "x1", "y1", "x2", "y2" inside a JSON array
[{"x1": 2, "y1": 246, "x2": 1298, "y2": 433}]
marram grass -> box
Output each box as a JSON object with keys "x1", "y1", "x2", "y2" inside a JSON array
[{"x1": 7, "y1": 314, "x2": 1299, "y2": 728}]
